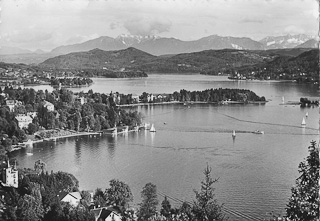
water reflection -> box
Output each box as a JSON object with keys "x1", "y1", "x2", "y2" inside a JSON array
[
  {"x1": 75, "y1": 138, "x2": 81, "y2": 165},
  {"x1": 106, "y1": 134, "x2": 117, "y2": 159},
  {"x1": 150, "y1": 131, "x2": 155, "y2": 146}
]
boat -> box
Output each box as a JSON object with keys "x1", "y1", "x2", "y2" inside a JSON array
[
  {"x1": 301, "y1": 117, "x2": 306, "y2": 126},
  {"x1": 150, "y1": 124, "x2": 156, "y2": 132},
  {"x1": 253, "y1": 130, "x2": 264, "y2": 134},
  {"x1": 232, "y1": 130, "x2": 236, "y2": 138},
  {"x1": 306, "y1": 112, "x2": 308, "y2": 118},
  {"x1": 282, "y1": 96, "x2": 285, "y2": 104}
]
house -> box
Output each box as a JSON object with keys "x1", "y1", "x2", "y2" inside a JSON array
[
  {"x1": 27, "y1": 112, "x2": 37, "y2": 119},
  {"x1": 57, "y1": 191, "x2": 82, "y2": 207},
  {"x1": 75, "y1": 97, "x2": 86, "y2": 105},
  {"x1": 147, "y1": 94, "x2": 154, "y2": 102},
  {"x1": 43, "y1": 101, "x2": 54, "y2": 112},
  {"x1": 0, "y1": 161, "x2": 18, "y2": 188},
  {"x1": 15, "y1": 115, "x2": 33, "y2": 129},
  {"x1": 131, "y1": 94, "x2": 140, "y2": 103},
  {"x1": 6, "y1": 100, "x2": 21, "y2": 112},
  {"x1": 92, "y1": 207, "x2": 122, "y2": 221}
]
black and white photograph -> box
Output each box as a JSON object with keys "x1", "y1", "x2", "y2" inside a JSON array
[{"x1": 0, "y1": 0, "x2": 319, "y2": 220}]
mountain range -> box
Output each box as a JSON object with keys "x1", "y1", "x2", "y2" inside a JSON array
[
  {"x1": 49, "y1": 34, "x2": 316, "y2": 56},
  {"x1": 38, "y1": 46, "x2": 314, "y2": 76},
  {"x1": 0, "y1": 34, "x2": 317, "y2": 65}
]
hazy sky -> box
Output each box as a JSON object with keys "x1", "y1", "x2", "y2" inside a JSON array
[{"x1": 1, "y1": 0, "x2": 318, "y2": 51}]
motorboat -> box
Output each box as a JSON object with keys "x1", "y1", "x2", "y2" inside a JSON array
[{"x1": 253, "y1": 130, "x2": 264, "y2": 134}]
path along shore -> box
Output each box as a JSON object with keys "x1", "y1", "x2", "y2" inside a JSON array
[{"x1": 10, "y1": 131, "x2": 100, "y2": 152}]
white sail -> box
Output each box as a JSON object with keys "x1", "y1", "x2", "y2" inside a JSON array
[
  {"x1": 232, "y1": 130, "x2": 236, "y2": 137},
  {"x1": 282, "y1": 96, "x2": 284, "y2": 104},
  {"x1": 150, "y1": 124, "x2": 156, "y2": 132},
  {"x1": 301, "y1": 117, "x2": 306, "y2": 125},
  {"x1": 306, "y1": 112, "x2": 308, "y2": 117}
]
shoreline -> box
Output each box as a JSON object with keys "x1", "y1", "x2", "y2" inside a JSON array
[
  {"x1": 118, "y1": 100, "x2": 268, "y2": 107},
  {"x1": 9, "y1": 131, "x2": 101, "y2": 153}
]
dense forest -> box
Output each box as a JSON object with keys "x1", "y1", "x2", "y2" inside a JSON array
[
  {"x1": 133, "y1": 88, "x2": 265, "y2": 105},
  {"x1": 77, "y1": 69, "x2": 148, "y2": 78},
  {"x1": 50, "y1": 77, "x2": 93, "y2": 87},
  {"x1": 0, "y1": 86, "x2": 142, "y2": 154}
]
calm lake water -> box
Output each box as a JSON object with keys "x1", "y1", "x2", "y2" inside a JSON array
[{"x1": 19, "y1": 75, "x2": 319, "y2": 220}]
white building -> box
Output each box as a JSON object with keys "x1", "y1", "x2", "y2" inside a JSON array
[
  {"x1": 57, "y1": 191, "x2": 82, "y2": 207},
  {"x1": 92, "y1": 207, "x2": 123, "y2": 221},
  {"x1": 1, "y1": 161, "x2": 18, "y2": 188},
  {"x1": 15, "y1": 115, "x2": 33, "y2": 129},
  {"x1": 6, "y1": 100, "x2": 21, "y2": 112},
  {"x1": 43, "y1": 101, "x2": 54, "y2": 112}
]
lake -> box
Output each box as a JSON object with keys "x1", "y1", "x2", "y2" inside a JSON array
[{"x1": 18, "y1": 74, "x2": 319, "y2": 220}]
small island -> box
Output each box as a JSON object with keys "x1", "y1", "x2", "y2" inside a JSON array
[
  {"x1": 50, "y1": 77, "x2": 93, "y2": 87},
  {"x1": 113, "y1": 88, "x2": 266, "y2": 106}
]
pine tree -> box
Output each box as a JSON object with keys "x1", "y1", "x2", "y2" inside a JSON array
[
  {"x1": 138, "y1": 183, "x2": 158, "y2": 221},
  {"x1": 160, "y1": 196, "x2": 172, "y2": 218},
  {"x1": 286, "y1": 141, "x2": 319, "y2": 221},
  {"x1": 193, "y1": 164, "x2": 227, "y2": 221}
]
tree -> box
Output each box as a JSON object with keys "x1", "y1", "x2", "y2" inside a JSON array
[
  {"x1": 138, "y1": 183, "x2": 158, "y2": 221},
  {"x1": 160, "y1": 196, "x2": 172, "y2": 218},
  {"x1": 193, "y1": 164, "x2": 226, "y2": 221},
  {"x1": 34, "y1": 159, "x2": 47, "y2": 174},
  {"x1": 286, "y1": 141, "x2": 319, "y2": 221},
  {"x1": 93, "y1": 188, "x2": 107, "y2": 208},
  {"x1": 27, "y1": 123, "x2": 38, "y2": 135},
  {"x1": 16, "y1": 194, "x2": 44, "y2": 221},
  {"x1": 104, "y1": 179, "x2": 133, "y2": 213}
]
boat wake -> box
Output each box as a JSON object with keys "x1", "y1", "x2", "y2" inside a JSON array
[{"x1": 215, "y1": 111, "x2": 319, "y2": 131}]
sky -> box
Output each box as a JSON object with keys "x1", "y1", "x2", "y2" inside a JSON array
[{"x1": 0, "y1": 0, "x2": 318, "y2": 51}]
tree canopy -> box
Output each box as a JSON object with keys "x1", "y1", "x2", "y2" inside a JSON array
[{"x1": 286, "y1": 141, "x2": 319, "y2": 221}]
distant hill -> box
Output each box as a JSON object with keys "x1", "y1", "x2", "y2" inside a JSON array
[
  {"x1": 40, "y1": 47, "x2": 279, "y2": 75},
  {"x1": 0, "y1": 46, "x2": 32, "y2": 55},
  {"x1": 230, "y1": 49, "x2": 318, "y2": 83},
  {"x1": 39, "y1": 47, "x2": 156, "y2": 70},
  {"x1": 295, "y1": 39, "x2": 318, "y2": 48},
  {"x1": 259, "y1": 34, "x2": 314, "y2": 49}
]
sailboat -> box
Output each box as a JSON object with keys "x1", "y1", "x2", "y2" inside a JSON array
[
  {"x1": 301, "y1": 117, "x2": 306, "y2": 126},
  {"x1": 232, "y1": 130, "x2": 236, "y2": 138},
  {"x1": 306, "y1": 112, "x2": 308, "y2": 118},
  {"x1": 150, "y1": 124, "x2": 156, "y2": 132},
  {"x1": 282, "y1": 96, "x2": 285, "y2": 104}
]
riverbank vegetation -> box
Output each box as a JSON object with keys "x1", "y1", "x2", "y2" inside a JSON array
[
  {"x1": 50, "y1": 77, "x2": 93, "y2": 87},
  {"x1": 119, "y1": 88, "x2": 265, "y2": 106},
  {"x1": 0, "y1": 86, "x2": 142, "y2": 154}
]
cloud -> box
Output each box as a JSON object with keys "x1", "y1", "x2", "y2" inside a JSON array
[
  {"x1": 284, "y1": 25, "x2": 305, "y2": 34},
  {"x1": 123, "y1": 17, "x2": 172, "y2": 36},
  {"x1": 240, "y1": 17, "x2": 264, "y2": 23},
  {"x1": 66, "y1": 34, "x2": 100, "y2": 44},
  {"x1": 9, "y1": 31, "x2": 53, "y2": 43}
]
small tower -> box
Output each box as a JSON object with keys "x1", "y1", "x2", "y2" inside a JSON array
[{"x1": 1, "y1": 160, "x2": 18, "y2": 188}]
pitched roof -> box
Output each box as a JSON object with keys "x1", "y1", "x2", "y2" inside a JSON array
[
  {"x1": 57, "y1": 191, "x2": 82, "y2": 201},
  {"x1": 93, "y1": 207, "x2": 122, "y2": 221},
  {"x1": 57, "y1": 191, "x2": 69, "y2": 201},
  {"x1": 15, "y1": 115, "x2": 33, "y2": 122}
]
